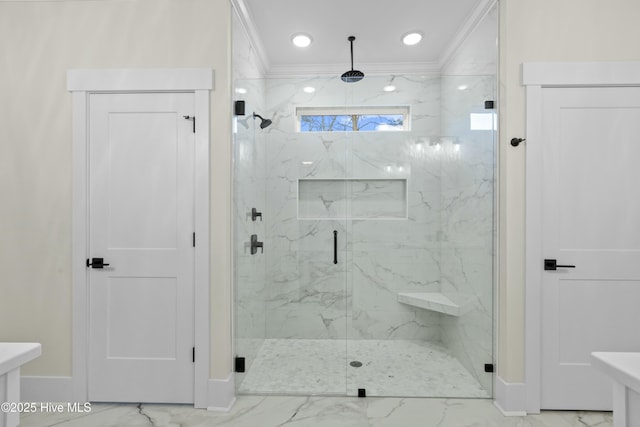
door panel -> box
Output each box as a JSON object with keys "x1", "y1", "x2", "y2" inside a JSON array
[
  {"x1": 541, "y1": 87, "x2": 640, "y2": 409},
  {"x1": 106, "y1": 112, "x2": 179, "y2": 249},
  {"x1": 88, "y1": 92, "x2": 195, "y2": 403},
  {"x1": 106, "y1": 278, "x2": 178, "y2": 359}
]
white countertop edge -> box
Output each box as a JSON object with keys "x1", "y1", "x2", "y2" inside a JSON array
[
  {"x1": 591, "y1": 352, "x2": 640, "y2": 393},
  {"x1": 0, "y1": 343, "x2": 42, "y2": 375}
]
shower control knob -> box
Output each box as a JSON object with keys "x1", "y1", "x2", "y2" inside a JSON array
[
  {"x1": 250, "y1": 234, "x2": 263, "y2": 255},
  {"x1": 251, "y1": 208, "x2": 262, "y2": 221}
]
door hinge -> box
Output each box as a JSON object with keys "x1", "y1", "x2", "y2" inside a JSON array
[
  {"x1": 183, "y1": 115, "x2": 195, "y2": 133},
  {"x1": 192, "y1": 347, "x2": 195, "y2": 363},
  {"x1": 192, "y1": 232, "x2": 196, "y2": 248},
  {"x1": 235, "y1": 356, "x2": 246, "y2": 373},
  {"x1": 484, "y1": 363, "x2": 494, "y2": 373}
]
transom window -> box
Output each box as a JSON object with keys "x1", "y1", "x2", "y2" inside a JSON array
[{"x1": 296, "y1": 106, "x2": 410, "y2": 132}]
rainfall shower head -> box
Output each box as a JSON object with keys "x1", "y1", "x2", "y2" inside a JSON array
[
  {"x1": 341, "y1": 36, "x2": 364, "y2": 83},
  {"x1": 252, "y1": 112, "x2": 272, "y2": 129}
]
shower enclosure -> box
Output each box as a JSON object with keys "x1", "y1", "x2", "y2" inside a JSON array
[{"x1": 233, "y1": 74, "x2": 495, "y2": 398}]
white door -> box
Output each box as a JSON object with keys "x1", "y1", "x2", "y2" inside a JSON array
[
  {"x1": 88, "y1": 92, "x2": 195, "y2": 403},
  {"x1": 540, "y1": 87, "x2": 640, "y2": 410}
]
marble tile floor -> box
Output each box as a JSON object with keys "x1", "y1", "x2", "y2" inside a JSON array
[
  {"x1": 238, "y1": 339, "x2": 489, "y2": 398},
  {"x1": 19, "y1": 396, "x2": 613, "y2": 427}
]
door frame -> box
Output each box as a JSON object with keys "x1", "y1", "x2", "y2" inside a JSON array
[
  {"x1": 523, "y1": 61, "x2": 640, "y2": 413},
  {"x1": 67, "y1": 68, "x2": 213, "y2": 407}
]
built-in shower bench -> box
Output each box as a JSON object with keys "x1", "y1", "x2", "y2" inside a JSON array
[
  {"x1": 397, "y1": 292, "x2": 475, "y2": 317},
  {"x1": 0, "y1": 343, "x2": 41, "y2": 427}
]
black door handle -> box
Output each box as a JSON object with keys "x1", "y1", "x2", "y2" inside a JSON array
[
  {"x1": 544, "y1": 259, "x2": 575, "y2": 271},
  {"x1": 333, "y1": 230, "x2": 338, "y2": 264},
  {"x1": 86, "y1": 257, "x2": 110, "y2": 269}
]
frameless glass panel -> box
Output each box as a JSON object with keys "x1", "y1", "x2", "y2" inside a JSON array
[
  {"x1": 344, "y1": 74, "x2": 495, "y2": 398},
  {"x1": 234, "y1": 78, "x2": 349, "y2": 395},
  {"x1": 233, "y1": 79, "x2": 268, "y2": 394}
]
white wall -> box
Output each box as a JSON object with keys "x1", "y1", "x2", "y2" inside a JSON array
[
  {"x1": 498, "y1": 0, "x2": 640, "y2": 383},
  {"x1": 0, "y1": 0, "x2": 232, "y2": 380},
  {"x1": 4, "y1": 0, "x2": 640, "y2": 397}
]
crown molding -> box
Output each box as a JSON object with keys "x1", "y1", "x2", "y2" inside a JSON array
[
  {"x1": 231, "y1": 0, "x2": 269, "y2": 76},
  {"x1": 266, "y1": 61, "x2": 441, "y2": 79},
  {"x1": 437, "y1": 0, "x2": 497, "y2": 70}
]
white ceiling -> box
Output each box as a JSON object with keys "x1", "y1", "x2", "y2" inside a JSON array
[{"x1": 235, "y1": 0, "x2": 495, "y2": 76}]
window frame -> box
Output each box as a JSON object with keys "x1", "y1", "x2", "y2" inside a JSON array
[{"x1": 295, "y1": 105, "x2": 411, "y2": 132}]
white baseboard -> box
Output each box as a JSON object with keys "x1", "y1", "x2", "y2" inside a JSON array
[
  {"x1": 494, "y1": 375, "x2": 527, "y2": 416},
  {"x1": 206, "y1": 374, "x2": 236, "y2": 412},
  {"x1": 21, "y1": 376, "x2": 74, "y2": 403},
  {"x1": 22, "y1": 375, "x2": 237, "y2": 410}
]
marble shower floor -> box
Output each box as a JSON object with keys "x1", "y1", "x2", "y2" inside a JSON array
[
  {"x1": 19, "y1": 397, "x2": 613, "y2": 427},
  {"x1": 238, "y1": 339, "x2": 490, "y2": 398}
]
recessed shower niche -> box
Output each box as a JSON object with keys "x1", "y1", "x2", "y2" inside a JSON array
[{"x1": 298, "y1": 179, "x2": 408, "y2": 220}]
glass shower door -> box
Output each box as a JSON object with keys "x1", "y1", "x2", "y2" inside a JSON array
[{"x1": 234, "y1": 77, "x2": 349, "y2": 395}]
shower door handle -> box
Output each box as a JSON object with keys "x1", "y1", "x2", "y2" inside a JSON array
[{"x1": 333, "y1": 230, "x2": 338, "y2": 264}]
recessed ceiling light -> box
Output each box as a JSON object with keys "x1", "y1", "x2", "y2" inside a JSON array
[
  {"x1": 303, "y1": 86, "x2": 316, "y2": 93},
  {"x1": 402, "y1": 32, "x2": 423, "y2": 46},
  {"x1": 235, "y1": 88, "x2": 247, "y2": 94},
  {"x1": 457, "y1": 85, "x2": 468, "y2": 91},
  {"x1": 292, "y1": 33, "x2": 312, "y2": 48},
  {"x1": 383, "y1": 85, "x2": 396, "y2": 92}
]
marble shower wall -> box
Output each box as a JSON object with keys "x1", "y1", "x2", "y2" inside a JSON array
[
  {"x1": 261, "y1": 76, "x2": 445, "y2": 343},
  {"x1": 439, "y1": 75, "x2": 496, "y2": 393}
]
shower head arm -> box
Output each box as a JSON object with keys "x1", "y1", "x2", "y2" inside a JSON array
[
  {"x1": 252, "y1": 112, "x2": 273, "y2": 129},
  {"x1": 349, "y1": 36, "x2": 355, "y2": 70}
]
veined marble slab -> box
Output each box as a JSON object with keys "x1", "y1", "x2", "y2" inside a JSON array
[{"x1": 19, "y1": 397, "x2": 612, "y2": 427}]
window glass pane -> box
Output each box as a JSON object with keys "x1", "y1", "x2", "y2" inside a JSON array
[
  {"x1": 469, "y1": 113, "x2": 496, "y2": 131},
  {"x1": 299, "y1": 113, "x2": 406, "y2": 132},
  {"x1": 357, "y1": 114, "x2": 404, "y2": 131}
]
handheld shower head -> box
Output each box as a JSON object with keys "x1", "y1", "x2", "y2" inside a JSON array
[{"x1": 252, "y1": 113, "x2": 272, "y2": 129}]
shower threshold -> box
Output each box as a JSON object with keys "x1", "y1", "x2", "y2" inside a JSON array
[{"x1": 237, "y1": 339, "x2": 489, "y2": 398}]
